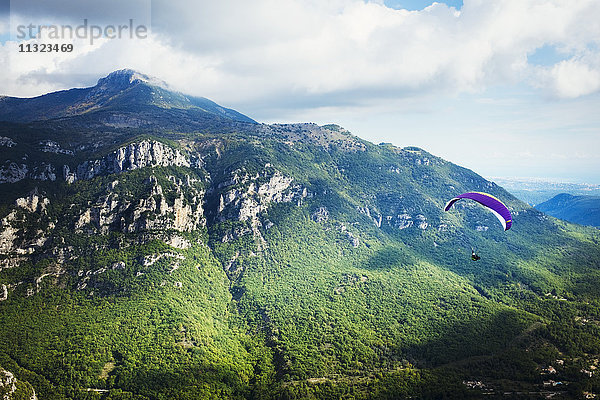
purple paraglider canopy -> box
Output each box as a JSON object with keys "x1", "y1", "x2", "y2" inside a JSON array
[{"x1": 444, "y1": 192, "x2": 512, "y2": 231}]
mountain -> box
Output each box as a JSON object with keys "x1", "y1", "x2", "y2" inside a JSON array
[
  {"x1": 489, "y1": 177, "x2": 600, "y2": 206},
  {"x1": 536, "y1": 193, "x2": 600, "y2": 227},
  {"x1": 0, "y1": 69, "x2": 255, "y2": 124},
  {"x1": 1, "y1": 71, "x2": 600, "y2": 399}
]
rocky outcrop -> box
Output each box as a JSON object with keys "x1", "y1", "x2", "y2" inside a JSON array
[
  {"x1": 63, "y1": 165, "x2": 77, "y2": 184},
  {"x1": 0, "y1": 367, "x2": 37, "y2": 399},
  {"x1": 0, "y1": 368, "x2": 17, "y2": 398},
  {"x1": 165, "y1": 235, "x2": 192, "y2": 249},
  {"x1": 34, "y1": 267, "x2": 66, "y2": 294},
  {"x1": 75, "y1": 175, "x2": 205, "y2": 234},
  {"x1": 0, "y1": 257, "x2": 26, "y2": 272},
  {"x1": 0, "y1": 213, "x2": 19, "y2": 254},
  {"x1": 213, "y1": 167, "x2": 310, "y2": 249},
  {"x1": 218, "y1": 169, "x2": 306, "y2": 224},
  {"x1": 312, "y1": 207, "x2": 329, "y2": 223},
  {"x1": 395, "y1": 214, "x2": 413, "y2": 229},
  {"x1": 358, "y1": 206, "x2": 430, "y2": 231},
  {"x1": 74, "y1": 140, "x2": 190, "y2": 181},
  {"x1": 0, "y1": 209, "x2": 47, "y2": 256},
  {"x1": 39, "y1": 140, "x2": 73, "y2": 155},
  {"x1": 0, "y1": 137, "x2": 16, "y2": 147},
  {"x1": 0, "y1": 162, "x2": 28, "y2": 183},
  {"x1": 391, "y1": 214, "x2": 428, "y2": 230},
  {"x1": 142, "y1": 252, "x2": 185, "y2": 268},
  {"x1": 357, "y1": 206, "x2": 382, "y2": 227},
  {"x1": 339, "y1": 223, "x2": 360, "y2": 248},
  {"x1": 16, "y1": 191, "x2": 49, "y2": 213},
  {"x1": 437, "y1": 224, "x2": 449, "y2": 232},
  {"x1": 0, "y1": 162, "x2": 58, "y2": 184},
  {"x1": 29, "y1": 163, "x2": 57, "y2": 182},
  {"x1": 415, "y1": 214, "x2": 428, "y2": 230}
]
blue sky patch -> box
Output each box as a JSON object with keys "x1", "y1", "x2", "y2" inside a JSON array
[
  {"x1": 383, "y1": 0, "x2": 463, "y2": 11},
  {"x1": 527, "y1": 44, "x2": 568, "y2": 66}
]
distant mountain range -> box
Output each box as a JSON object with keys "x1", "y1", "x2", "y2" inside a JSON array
[
  {"x1": 1, "y1": 70, "x2": 600, "y2": 399},
  {"x1": 489, "y1": 177, "x2": 600, "y2": 206},
  {"x1": 536, "y1": 193, "x2": 600, "y2": 228}
]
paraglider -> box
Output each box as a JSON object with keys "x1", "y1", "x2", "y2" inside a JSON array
[
  {"x1": 444, "y1": 192, "x2": 512, "y2": 231},
  {"x1": 444, "y1": 191, "x2": 512, "y2": 261}
]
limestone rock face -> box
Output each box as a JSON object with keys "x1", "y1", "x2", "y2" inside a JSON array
[
  {"x1": 39, "y1": 140, "x2": 73, "y2": 155},
  {"x1": 358, "y1": 205, "x2": 433, "y2": 231},
  {"x1": 0, "y1": 136, "x2": 16, "y2": 147},
  {"x1": 415, "y1": 214, "x2": 428, "y2": 230},
  {"x1": 357, "y1": 206, "x2": 384, "y2": 227},
  {"x1": 0, "y1": 368, "x2": 17, "y2": 397},
  {"x1": 0, "y1": 367, "x2": 37, "y2": 399},
  {"x1": 339, "y1": 223, "x2": 360, "y2": 248},
  {"x1": 312, "y1": 207, "x2": 329, "y2": 223},
  {"x1": 396, "y1": 214, "x2": 414, "y2": 230},
  {"x1": 0, "y1": 162, "x2": 59, "y2": 184},
  {"x1": 30, "y1": 163, "x2": 57, "y2": 181},
  {"x1": 75, "y1": 140, "x2": 191, "y2": 181},
  {"x1": 75, "y1": 175, "x2": 205, "y2": 234},
  {"x1": 0, "y1": 199, "x2": 50, "y2": 257},
  {"x1": 0, "y1": 191, "x2": 52, "y2": 258},
  {"x1": 16, "y1": 191, "x2": 49, "y2": 213},
  {"x1": 0, "y1": 213, "x2": 19, "y2": 254},
  {"x1": 213, "y1": 167, "x2": 309, "y2": 248},
  {"x1": 217, "y1": 169, "x2": 306, "y2": 224},
  {"x1": 0, "y1": 162, "x2": 28, "y2": 183}
]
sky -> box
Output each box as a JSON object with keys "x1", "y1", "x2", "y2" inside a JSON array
[{"x1": 1, "y1": 0, "x2": 599, "y2": 183}]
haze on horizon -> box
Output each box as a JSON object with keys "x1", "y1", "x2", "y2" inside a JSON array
[{"x1": 1, "y1": 0, "x2": 599, "y2": 184}]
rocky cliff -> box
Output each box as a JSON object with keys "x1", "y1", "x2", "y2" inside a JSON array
[{"x1": 0, "y1": 136, "x2": 312, "y2": 299}]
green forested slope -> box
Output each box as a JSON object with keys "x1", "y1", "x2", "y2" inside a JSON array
[{"x1": 536, "y1": 193, "x2": 600, "y2": 228}]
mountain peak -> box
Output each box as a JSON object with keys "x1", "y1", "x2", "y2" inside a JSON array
[
  {"x1": 94, "y1": 69, "x2": 169, "y2": 92},
  {"x1": 0, "y1": 70, "x2": 255, "y2": 124}
]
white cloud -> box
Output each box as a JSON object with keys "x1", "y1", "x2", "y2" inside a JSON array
[
  {"x1": 536, "y1": 55, "x2": 600, "y2": 98},
  {"x1": 146, "y1": 0, "x2": 600, "y2": 102},
  {"x1": 1, "y1": 0, "x2": 600, "y2": 105}
]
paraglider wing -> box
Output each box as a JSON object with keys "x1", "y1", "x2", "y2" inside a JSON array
[{"x1": 444, "y1": 192, "x2": 512, "y2": 230}]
